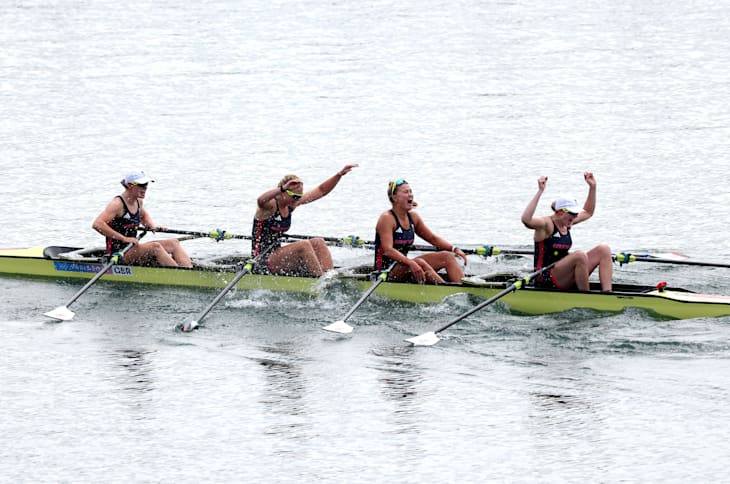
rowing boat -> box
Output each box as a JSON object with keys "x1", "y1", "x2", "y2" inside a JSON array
[{"x1": 2, "y1": 245, "x2": 730, "y2": 320}]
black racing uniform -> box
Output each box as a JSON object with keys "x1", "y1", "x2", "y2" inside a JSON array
[
  {"x1": 374, "y1": 210, "x2": 415, "y2": 272},
  {"x1": 533, "y1": 221, "x2": 571, "y2": 288},
  {"x1": 107, "y1": 195, "x2": 141, "y2": 254},
  {"x1": 251, "y1": 199, "x2": 292, "y2": 273}
]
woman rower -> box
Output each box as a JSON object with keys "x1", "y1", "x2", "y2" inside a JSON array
[
  {"x1": 92, "y1": 170, "x2": 193, "y2": 267},
  {"x1": 251, "y1": 164, "x2": 358, "y2": 276},
  {"x1": 374, "y1": 178, "x2": 467, "y2": 284},
  {"x1": 521, "y1": 172, "x2": 612, "y2": 292}
]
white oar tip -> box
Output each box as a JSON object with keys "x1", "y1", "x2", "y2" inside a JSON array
[
  {"x1": 405, "y1": 331, "x2": 440, "y2": 346},
  {"x1": 44, "y1": 306, "x2": 75, "y2": 321},
  {"x1": 181, "y1": 321, "x2": 198, "y2": 332},
  {"x1": 322, "y1": 320, "x2": 353, "y2": 334}
]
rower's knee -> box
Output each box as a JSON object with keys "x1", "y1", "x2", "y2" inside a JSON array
[
  {"x1": 148, "y1": 242, "x2": 165, "y2": 254},
  {"x1": 572, "y1": 250, "x2": 589, "y2": 267},
  {"x1": 309, "y1": 238, "x2": 327, "y2": 250},
  {"x1": 596, "y1": 244, "x2": 612, "y2": 260}
]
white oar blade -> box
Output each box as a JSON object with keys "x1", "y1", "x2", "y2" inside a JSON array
[
  {"x1": 405, "y1": 331, "x2": 440, "y2": 346},
  {"x1": 322, "y1": 320, "x2": 353, "y2": 334},
  {"x1": 44, "y1": 306, "x2": 75, "y2": 321},
  {"x1": 180, "y1": 320, "x2": 199, "y2": 332},
  {"x1": 653, "y1": 252, "x2": 689, "y2": 261}
]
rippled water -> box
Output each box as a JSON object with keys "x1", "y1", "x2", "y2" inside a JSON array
[{"x1": 2, "y1": 0, "x2": 730, "y2": 482}]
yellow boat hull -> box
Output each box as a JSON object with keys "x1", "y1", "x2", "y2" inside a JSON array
[{"x1": 2, "y1": 246, "x2": 730, "y2": 320}]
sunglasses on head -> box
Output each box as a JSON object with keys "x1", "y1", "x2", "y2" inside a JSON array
[
  {"x1": 390, "y1": 178, "x2": 408, "y2": 196},
  {"x1": 131, "y1": 182, "x2": 148, "y2": 187},
  {"x1": 285, "y1": 189, "x2": 303, "y2": 200},
  {"x1": 562, "y1": 208, "x2": 577, "y2": 217}
]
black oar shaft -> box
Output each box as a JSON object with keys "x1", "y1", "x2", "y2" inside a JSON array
[
  {"x1": 62, "y1": 234, "x2": 144, "y2": 308},
  {"x1": 184, "y1": 242, "x2": 278, "y2": 330},
  {"x1": 341, "y1": 262, "x2": 397, "y2": 322},
  {"x1": 433, "y1": 262, "x2": 557, "y2": 336},
  {"x1": 434, "y1": 284, "x2": 519, "y2": 334},
  {"x1": 616, "y1": 253, "x2": 730, "y2": 268},
  {"x1": 191, "y1": 262, "x2": 254, "y2": 325}
]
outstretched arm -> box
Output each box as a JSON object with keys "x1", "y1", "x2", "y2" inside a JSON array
[{"x1": 298, "y1": 164, "x2": 358, "y2": 205}]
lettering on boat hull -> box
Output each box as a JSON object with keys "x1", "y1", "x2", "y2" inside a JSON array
[{"x1": 53, "y1": 261, "x2": 134, "y2": 277}]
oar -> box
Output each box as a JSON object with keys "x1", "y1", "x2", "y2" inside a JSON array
[
  {"x1": 44, "y1": 232, "x2": 147, "y2": 321},
  {"x1": 312, "y1": 236, "x2": 531, "y2": 258},
  {"x1": 405, "y1": 262, "x2": 557, "y2": 346},
  {"x1": 322, "y1": 261, "x2": 398, "y2": 334},
  {"x1": 615, "y1": 252, "x2": 729, "y2": 268},
  {"x1": 151, "y1": 228, "x2": 367, "y2": 247},
  {"x1": 180, "y1": 244, "x2": 276, "y2": 332},
  {"x1": 179, "y1": 262, "x2": 253, "y2": 332},
  {"x1": 301, "y1": 233, "x2": 692, "y2": 262},
  {"x1": 147, "y1": 227, "x2": 244, "y2": 241}
]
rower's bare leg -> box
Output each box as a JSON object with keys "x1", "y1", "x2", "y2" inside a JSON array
[
  {"x1": 415, "y1": 258, "x2": 447, "y2": 284},
  {"x1": 587, "y1": 244, "x2": 613, "y2": 292},
  {"x1": 310, "y1": 238, "x2": 333, "y2": 271},
  {"x1": 156, "y1": 239, "x2": 192, "y2": 267},
  {"x1": 553, "y1": 251, "x2": 590, "y2": 290},
  {"x1": 125, "y1": 242, "x2": 179, "y2": 267},
  {"x1": 418, "y1": 252, "x2": 463, "y2": 282},
  {"x1": 268, "y1": 241, "x2": 324, "y2": 276}
]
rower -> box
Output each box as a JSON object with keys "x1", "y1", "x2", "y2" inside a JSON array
[
  {"x1": 521, "y1": 172, "x2": 613, "y2": 292},
  {"x1": 92, "y1": 170, "x2": 193, "y2": 267},
  {"x1": 373, "y1": 178, "x2": 467, "y2": 284},
  {"x1": 251, "y1": 164, "x2": 358, "y2": 276}
]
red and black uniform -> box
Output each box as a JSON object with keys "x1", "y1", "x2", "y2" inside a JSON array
[
  {"x1": 374, "y1": 210, "x2": 415, "y2": 271},
  {"x1": 534, "y1": 221, "x2": 571, "y2": 288},
  {"x1": 107, "y1": 196, "x2": 140, "y2": 254},
  {"x1": 251, "y1": 200, "x2": 292, "y2": 273}
]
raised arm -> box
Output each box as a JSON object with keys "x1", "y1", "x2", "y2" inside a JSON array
[
  {"x1": 298, "y1": 164, "x2": 358, "y2": 205},
  {"x1": 574, "y1": 171, "x2": 597, "y2": 224},
  {"x1": 521, "y1": 176, "x2": 550, "y2": 228}
]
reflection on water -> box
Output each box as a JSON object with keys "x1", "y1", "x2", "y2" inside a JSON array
[
  {"x1": 253, "y1": 342, "x2": 311, "y2": 441},
  {"x1": 371, "y1": 345, "x2": 422, "y2": 403},
  {"x1": 370, "y1": 344, "x2": 425, "y2": 439},
  {"x1": 114, "y1": 348, "x2": 155, "y2": 394}
]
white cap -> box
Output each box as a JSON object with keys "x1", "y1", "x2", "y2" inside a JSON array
[
  {"x1": 122, "y1": 170, "x2": 155, "y2": 186},
  {"x1": 552, "y1": 195, "x2": 581, "y2": 214}
]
